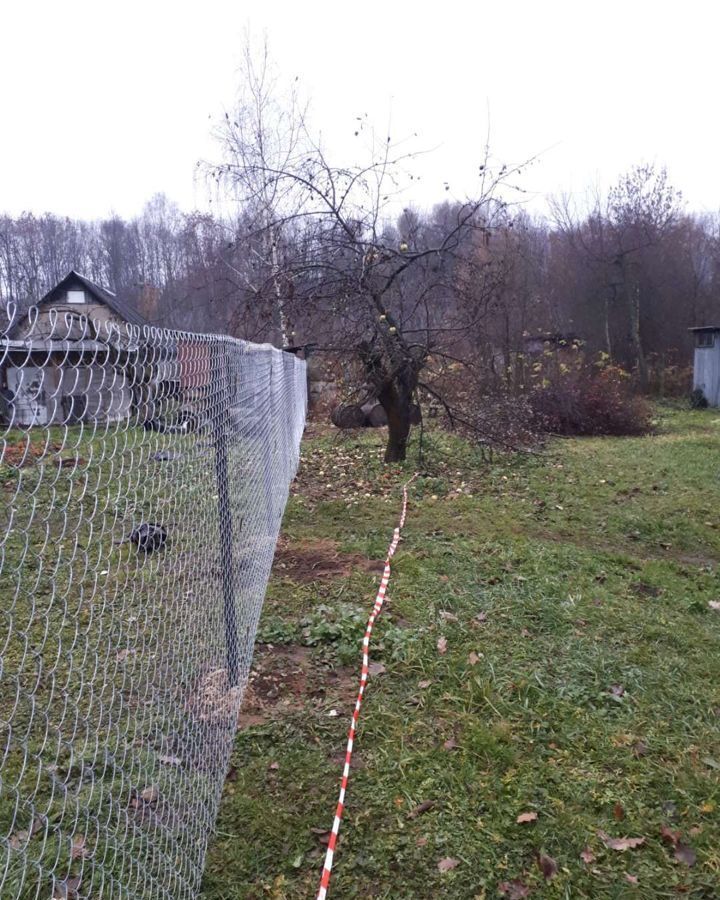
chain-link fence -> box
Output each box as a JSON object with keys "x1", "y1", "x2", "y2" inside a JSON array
[{"x1": 0, "y1": 303, "x2": 307, "y2": 899}]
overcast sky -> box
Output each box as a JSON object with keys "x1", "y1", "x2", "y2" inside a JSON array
[{"x1": 1, "y1": 0, "x2": 718, "y2": 222}]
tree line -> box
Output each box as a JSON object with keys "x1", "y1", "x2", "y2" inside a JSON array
[{"x1": 1, "y1": 38, "x2": 718, "y2": 460}]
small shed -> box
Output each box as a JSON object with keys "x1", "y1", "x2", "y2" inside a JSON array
[{"x1": 689, "y1": 326, "x2": 720, "y2": 407}]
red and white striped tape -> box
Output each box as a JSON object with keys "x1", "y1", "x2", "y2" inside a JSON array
[{"x1": 316, "y1": 475, "x2": 416, "y2": 900}]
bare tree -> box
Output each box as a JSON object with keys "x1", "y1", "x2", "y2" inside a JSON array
[{"x1": 211, "y1": 33, "x2": 307, "y2": 346}]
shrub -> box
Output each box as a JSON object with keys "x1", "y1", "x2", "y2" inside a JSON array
[
  {"x1": 690, "y1": 387, "x2": 708, "y2": 409},
  {"x1": 528, "y1": 362, "x2": 654, "y2": 437}
]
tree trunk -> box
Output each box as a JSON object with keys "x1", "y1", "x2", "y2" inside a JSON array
[
  {"x1": 378, "y1": 384, "x2": 413, "y2": 462},
  {"x1": 628, "y1": 282, "x2": 648, "y2": 390}
]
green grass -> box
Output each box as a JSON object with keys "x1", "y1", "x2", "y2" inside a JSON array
[
  {"x1": 201, "y1": 405, "x2": 720, "y2": 899},
  {"x1": 0, "y1": 424, "x2": 278, "y2": 898}
]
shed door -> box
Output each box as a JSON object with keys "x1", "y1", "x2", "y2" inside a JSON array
[{"x1": 6, "y1": 366, "x2": 49, "y2": 426}]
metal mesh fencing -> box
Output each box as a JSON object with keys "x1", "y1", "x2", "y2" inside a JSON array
[{"x1": 0, "y1": 303, "x2": 307, "y2": 899}]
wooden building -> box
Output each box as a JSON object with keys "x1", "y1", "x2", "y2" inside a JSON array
[
  {"x1": 1, "y1": 270, "x2": 146, "y2": 426},
  {"x1": 690, "y1": 326, "x2": 720, "y2": 407}
]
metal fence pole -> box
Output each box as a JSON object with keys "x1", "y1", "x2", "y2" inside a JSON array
[{"x1": 212, "y1": 340, "x2": 239, "y2": 687}]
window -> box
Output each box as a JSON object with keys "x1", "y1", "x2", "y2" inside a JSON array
[
  {"x1": 697, "y1": 331, "x2": 716, "y2": 348},
  {"x1": 67, "y1": 289, "x2": 85, "y2": 304}
]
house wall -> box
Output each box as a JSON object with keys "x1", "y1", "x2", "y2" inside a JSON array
[
  {"x1": 5, "y1": 288, "x2": 136, "y2": 426},
  {"x1": 693, "y1": 340, "x2": 720, "y2": 407}
]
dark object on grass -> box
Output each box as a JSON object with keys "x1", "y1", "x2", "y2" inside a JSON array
[
  {"x1": 362, "y1": 401, "x2": 388, "y2": 427},
  {"x1": 690, "y1": 387, "x2": 708, "y2": 409},
  {"x1": 117, "y1": 523, "x2": 169, "y2": 554},
  {"x1": 331, "y1": 404, "x2": 366, "y2": 428}
]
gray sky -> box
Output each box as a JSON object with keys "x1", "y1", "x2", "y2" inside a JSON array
[{"x1": 2, "y1": 0, "x2": 718, "y2": 221}]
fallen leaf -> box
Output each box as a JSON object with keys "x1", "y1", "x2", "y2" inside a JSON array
[
  {"x1": 368, "y1": 661, "x2": 386, "y2": 676},
  {"x1": 537, "y1": 853, "x2": 558, "y2": 880},
  {"x1": 158, "y1": 754, "x2": 182, "y2": 767},
  {"x1": 632, "y1": 740, "x2": 649, "y2": 758},
  {"x1": 314, "y1": 831, "x2": 331, "y2": 845},
  {"x1": 625, "y1": 873, "x2": 639, "y2": 885},
  {"x1": 408, "y1": 800, "x2": 435, "y2": 819},
  {"x1": 437, "y1": 636, "x2": 448, "y2": 655},
  {"x1": 702, "y1": 756, "x2": 720, "y2": 770},
  {"x1": 614, "y1": 803, "x2": 625, "y2": 821},
  {"x1": 418, "y1": 679, "x2": 432, "y2": 689},
  {"x1": 674, "y1": 842, "x2": 697, "y2": 867},
  {"x1": 498, "y1": 879, "x2": 530, "y2": 898},
  {"x1": 597, "y1": 830, "x2": 645, "y2": 851},
  {"x1": 708, "y1": 601, "x2": 720, "y2": 611},
  {"x1": 516, "y1": 811, "x2": 538, "y2": 824},
  {"x1": 580, "y1": 847, "x2": 596, "y2": 864},
  {"x1": 468, "y1": 651, "x2": 481, "y2": 665},
  {"x1": 140, "y1": 786, "x2": 159, "y2": 804},
  {"x1": 52, "y1": 876, "x2": 81, "y2": 900},
  {"x1": 268, "y1": 761, "x2": 280, "y2": 771},
  {"x1": 439, "y1": 610, "x2": 458, "y2": 622},
  {"x1": 473, "y1": 611, "x2": 488, "y2": 625},
  {"x1": 70, "y1": 834, "x2": 89, "y2": 860},
  {"x1": 437, "y1": 857, "x2": 460, "y2": 872},
  {"x1": 443, "y1": 738, "x2": 459, "y2": 751},
  {"x1": 416, "y1": 836, "x2": 428, "y2": 846},
  {"x1": 660, "y1": 825, "x2": 681, "y2": 847},
  {"x1": 609, "y1": 684, "x2": 625, "y2": 697},
  {"x1": 9, "y1": 830, "x2": 29, "y2": 850}
]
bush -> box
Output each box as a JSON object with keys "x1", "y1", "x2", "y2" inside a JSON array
[
  {"x1": 528, "y1": 363, "x2": 654, "y2": 437},
  {"x1": 690, "y1": 388, "x2": 708, "y2": 409}
]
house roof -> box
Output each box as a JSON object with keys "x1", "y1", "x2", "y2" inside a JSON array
[
  {"x1": 37, "y1": 270, "x2": 146, "y2": 326},
  {"x1": 688, "y1": 326, "x2": 720, "y2": 333}
]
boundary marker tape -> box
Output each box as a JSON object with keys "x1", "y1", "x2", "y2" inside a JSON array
[{"x1": 316, "y1": 475, "x2": 417, "y2": 900}]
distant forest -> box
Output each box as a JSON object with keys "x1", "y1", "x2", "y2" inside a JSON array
[{"x1": 1, "y1": 166, "x2": 718, "y2": 381}]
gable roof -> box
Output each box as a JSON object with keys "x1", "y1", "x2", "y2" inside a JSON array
[{"x1": 37, "y1": 270, "x2": 147, "y2": 327}]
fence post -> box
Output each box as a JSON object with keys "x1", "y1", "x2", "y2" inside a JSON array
[{"x1": 212, "y1": 340, "x2": 239, "y2": 687}]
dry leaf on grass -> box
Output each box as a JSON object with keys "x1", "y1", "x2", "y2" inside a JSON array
[
  {"x1": 437, "y1": 857, "x2": 460, "y2": 872},
  {"x1": 70, "y1": 834, "x2": 89, "y2": 860},
  {"x1": 158, "y1": 754, "x2": 182, "y2": 767},
  {"x1": 625, "y1": 873, "x2": 639, "y2": 884},
  {"x1": 580, "y1": 847, "x2": 596, "y2": 864},
  {"x1": 468, "y1": 651, "x2": 481, "y2": 665},
  {"x1": 516, "y1": 811, "x2": 538, "y2": 824},
  {"x1": 613, "y1": 803, "x2": 625, "y2": 821},
  {"x1": 597, "y1": 830, "x2": 645, "y2": 851},
  {"x1": 418, "y1": 679, "x2": 432, "y2": 689},
  {"x1": 408, "y1": 800, "x2": 435, "y2": 819},
  {"x1": 674, "y1": 842, "x2": 697, "y2": 867},
  {"x1": 498, "y1": 879, "x2": 530, "y2": 898},
  {"x1": 437, "y1": 636, "x2": 448, "y2": 655},
  {"x1": 537, "y1": 853, "x2": 558, "y2": 880},
  {"x1": 368, "y1": 661, "x2": 386, "y2": 676},
  {"x1": 660, "y1": 825, "x2": 681, "y2": 847},
  {"x1": 52, "y1": 877, "x2": 81, "y2": 900}
]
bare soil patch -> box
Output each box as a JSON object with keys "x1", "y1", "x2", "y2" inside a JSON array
[
  {"x1": 272, "y1": 537, "x2": 382, "y2": 583},
  {"x1": 238, "y1": 643, "x2": 358, "y2": 729}
]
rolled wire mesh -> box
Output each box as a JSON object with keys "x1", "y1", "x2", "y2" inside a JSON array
[{"x1": 0, "y1": 303, "x2": 307, "y2": 899}]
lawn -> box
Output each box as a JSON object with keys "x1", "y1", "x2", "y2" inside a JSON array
[{"x1": 201, "y1": 405, "x2": 720, "y2": 899}]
